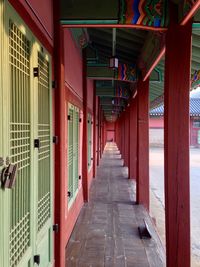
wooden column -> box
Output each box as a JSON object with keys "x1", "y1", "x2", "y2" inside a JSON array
[
  {"x1": 136, "y1": 78, "x2": 149, "y2": 210},
  {"x1": 82, "y1": 49, "x2": 89, "y2": 202},
  {"x1": 93, "y1": 82, "x2": 97, "y2": 178},
  {"x1": 129, "y1": 96, "x2": 138, "y2": 180},
  {"x1": 164, "y1": 4, "x2": 192, "y2": 267},
  {"x1": 125, "y1": 108, "x2": 130, "y2": 172},
  {"x1": 53, "y1": 3, "x2": 66, "y2": 266},
  {"x1": 97, "y1": 98, "x2": 100, "y2": 166},
  {"x1": 127, "y1": 108, "x2": 130, "y2": 177}
]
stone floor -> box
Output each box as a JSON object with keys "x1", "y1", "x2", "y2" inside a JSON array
[{"x1": 66, "y1": 143, "x2": 165, "y2": 267}]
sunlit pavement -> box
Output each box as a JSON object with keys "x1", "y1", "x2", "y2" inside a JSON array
[{"x1": 150, "y1": 147, "x2": 200, "y2": 267}]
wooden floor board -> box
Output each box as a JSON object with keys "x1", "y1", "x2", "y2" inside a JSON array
[{"x1": 66, "y1": 143, "x2": 166, "y2": 267}]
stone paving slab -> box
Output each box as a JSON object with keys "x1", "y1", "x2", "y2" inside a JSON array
[{"x1": 66, "y1": 143, "x2": 166, "y2": 267}]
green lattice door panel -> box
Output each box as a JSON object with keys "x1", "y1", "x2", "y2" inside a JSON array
[
  {"x1": 73, "y1": 107, "x2": 79, "y2": 194},
  {"x1": 36, "y1": 50, "x2": 53, "y2": 266},
  {"x1": 0, "y1": 2, "x2": 53, "y2": 267},
  {"x1": 68, "y1": 104, "x2": 74, "y2": 205},
  {"x1": 87, "y1": 113, "x2": 92, "y2": 169},
  {"x1": 67, "y1": 103, "x2": 79, "y2": 208},
  {"x1": 9, "y1": 19, "x2": 32, "y2": 267}
]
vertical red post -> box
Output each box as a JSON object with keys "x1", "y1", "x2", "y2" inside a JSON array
[
  {"x1": 124, "y1": 108, "x2": 130, "y2": 174},
  {"x1": 164, "y1": 4, "x2": 192, "y2": 267},
  {"x1": 136, "y1": 78, "x2": 149, "y2": 210},
  {"x1": 93, "y1": 82, "x2": 97, "y2": 178},
  {"x1": 129, "y1": 96, "x2": 138, "y2": 180},
  {"x1": 53, "y1": 4, "x2": 66, "y2": 266},
  {"x1": 97, "y1": 99, "x2": 100, "y2": 166},
  {"x1": 127, "y1": 107, "x2": 130, "y2": 178},
  {"x1": 82, "y1": 49, "x2": 89, "y2": 202}
]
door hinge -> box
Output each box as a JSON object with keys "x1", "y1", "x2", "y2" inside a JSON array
[
  {"x1": 53, "y1": 224, "x2": 59, "y2": 233},
  {"x1": 33, "y1": 67, "x2": 39, "y2": 77},
  {"x1": 53, "y1": 136, "x2": 59, "y2": 144},
  {"x1": 79, "y1": 175, "x2": 81, "y2": 180},
  {"x1": 34, "y1": 139, "x2": 40, "y2": 148},
  {"x1": 52, "y1": 80, "x2": 57, "y2": 89},
  {"x1": 79, "y1": 118, "x2": 82, "y2": 123},
  {"x1": 68, "y1": 115, "x2": 71, "y2": 121},
  {"x1": 68, "y1": 191, "x2": 71, "y2": 197},
  {"x1": 34, "y1": 255, "x2": 40, "y2": 265}
]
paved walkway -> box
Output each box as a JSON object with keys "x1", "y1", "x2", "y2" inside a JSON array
[{"x1": 66, "y1": 143, "x2": 165, "y2": 267}]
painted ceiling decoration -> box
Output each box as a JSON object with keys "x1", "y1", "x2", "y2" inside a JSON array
[
  {"x1": 71, "y1": 29, "x2": 89, "y2": 48},
  {"x1": 191, "y1": 69, "x2": 200, "y2": 89},
  {"x1": 179, "y1": 0, "x2": 199, "y2": 22},
  {"x1": 63, "y1": 1, "x2": 200, "y2": 121},
  {"x1": 116, "y1": 63, "x2": 137, "y2": 82},
  {"x1": 115, "y1": 86, "x2": 130, "y2": 99},
  {"x1": 60, "y1": 0, "x2": 168, "y2": 29},
  {"x1": 87, "y1": 64, "x2": 137, "y2": 83},
  {"x1": 119, "y1": 0, "x2": 169, "y2": 27},
  {"x1": 138, "y1": 31, "x2": 165, "y2": 78}
]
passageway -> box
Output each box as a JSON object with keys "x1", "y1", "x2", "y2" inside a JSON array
[{"x1": 66, "y1": 143, "x2": 165, "y2": 267}]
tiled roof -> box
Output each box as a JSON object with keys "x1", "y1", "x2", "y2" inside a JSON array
[{"x1": 150, "y1": 98, "x2": 200, "y2": 117}]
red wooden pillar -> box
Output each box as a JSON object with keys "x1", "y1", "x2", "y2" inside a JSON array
[
  {"x1": 129, "y1": 96, "x2": 138, "y2": 180},
  {"x1": 53, "y1": 8, "x2": 66, "y2": 266},
  {"x1": 99, "y1": 111, "x2": 102, "y2": 157},
  {"x1": 127, "y1": 107, "x2": 130, "y2": 178},
  {"x1": 136, "y1": 78, "x2": 149, "y2": 210},
  {"x1": 93, "y1": 82, "x2": 97, "y2": 178},
  {"x1": 164, "y1": 4, "x2": 192, "y2": 267},
  {"x1": 82, "y1": 49, "x2": 89, "y2": 202},
  {"x1": 124, "y1": 108, "x2": 130, "y2": 170},
  {"x1": 97, "y1": 98, "x2": 100, "y2": 165},
  {"x1": 121, "y1": 115, "x2": 125, "y2": 161}
]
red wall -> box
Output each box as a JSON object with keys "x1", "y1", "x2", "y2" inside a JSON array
[
  {"x1": 64, "y1": 29, "x2": 83, "y2": 100},
  {"x1": 107, "y1": 131, "x2": 115, "y2": 141},
  {"x1": 149, "y1": 116, "x2": 164, "y2": 128},
  {"x1": 9, "y1": 0, "x2": 53, "y2": 51},
  {"x1": 105, "y1": 122, "x2": 116, "y2": 142},
  {"x1": 87, "y1": 79, "x2": 94, "y2": 111},
  {"x1": 63, "y1": 29, "x2": 95, "y2": 260},
  {"x1": 190, "y1": 117, "x2": 200, "y2": 147}
]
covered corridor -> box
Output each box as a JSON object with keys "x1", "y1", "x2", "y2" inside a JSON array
[
  {"x1": 0, "y1": 1, "x2": 200, "y2": 267},
  {"x1": 66, "y1": 143, "x2": 165, "y2": 267}
]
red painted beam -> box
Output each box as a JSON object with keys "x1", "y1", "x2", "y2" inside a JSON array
[
  {"x1": 164, "y1": 4, "x2": 192, "y2": 267},
  {"x1": 136, "y1": 78, "x2": 149, "y2": 210},
  {"x1": 180, "y1": 0, "x2": 200, "y2": 25},
  {"x1": 62, "y1": 24, "x2": 167, "y2": 32}
]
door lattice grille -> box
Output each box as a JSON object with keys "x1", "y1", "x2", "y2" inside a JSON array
[
  {"x1": 68, "y1": 108, "x2": 74, "y2": 202},
  {"x1": 73, "y1": 110, "x2": 79, "y2": 192},
  {"x1": 37, "y1": 52, "x2": 51, "y2": 231},
  {"x1": 88, "y1": 114, "x2": 92, "y2": 168},
  {"x1": 68, "y1": 105, "x2": 79, "y2": 206},
  {"x1": 9, "y1": 20, "x2": 31, "y2": 267}
]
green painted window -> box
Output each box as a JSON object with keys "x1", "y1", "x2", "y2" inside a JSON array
[
  {"x1": 87, "y1": 113, "x2": 92, "y2": 169},
  {"x1": 68, "y1": 103, "x2": 79, "y2": 208}
]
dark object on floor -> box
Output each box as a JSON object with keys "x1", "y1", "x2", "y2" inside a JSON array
[{"x1": 138, "y1": 219, "x2": 152, "y2": 239}]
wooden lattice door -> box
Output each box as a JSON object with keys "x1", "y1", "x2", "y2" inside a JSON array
[{"x1": 0, "y1": 2, "x2": 53, "y2": 266}]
